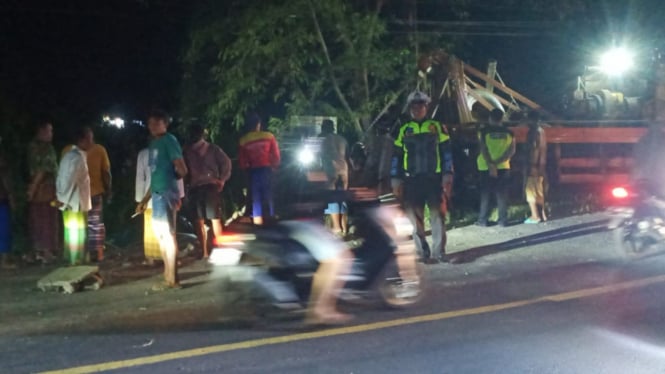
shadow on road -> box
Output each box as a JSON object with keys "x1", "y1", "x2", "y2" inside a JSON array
[{"x1": 453, "y1": 220, "x2": 610, "y2": 264}]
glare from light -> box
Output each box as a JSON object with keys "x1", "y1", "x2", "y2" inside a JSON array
[
  {"x1": 599, "y1": 47, "x2": 634, "y2": 76},
  {"x1": 298, "y1": 148, "x2": 315, "y2": 166},
  {"x1": 109, "y1": 117, "x2": 125, "y2": 128},
  {"x1": 612, "y1": 187, "x2": 629, "y2": 199},
  {"x1": 393, "y1": 215, "x2": 414, "y2": 237},
  {"x1": 208, "y1": 248, "x2": 242, "y2": 266}
]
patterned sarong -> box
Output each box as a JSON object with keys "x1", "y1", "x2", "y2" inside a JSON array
[
  {"x1": 143, "y1": 209, "x2": 161, "y2": 260},
  {"x1": 63, "y1": 210, "x2": 87, "y2": 265},
  {"x1": 29, "y1": 202, "x2": 60, "y2": 256},
  {"x1": 86, "y1": 194, "x2": 106, "y2": 258}
]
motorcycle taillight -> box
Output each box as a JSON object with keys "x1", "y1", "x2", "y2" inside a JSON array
[{"x1": 612, "y1": 187, "x2": 630, "y2": 199}]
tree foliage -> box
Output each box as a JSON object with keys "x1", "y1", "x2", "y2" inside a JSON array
[
  {"x1": 182, "y1": 0, "x2": 428, "y2": 138},
  {"x1": 182, "y1": 0, "x2": 665, "y2": 138}
]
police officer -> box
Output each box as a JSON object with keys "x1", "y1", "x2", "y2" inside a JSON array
[
  {"x1": 391, "y1": 91, "x2": 454, "y2": 264},
  {"x1": 476, "y1": 108, "x2": 516, "y2": 227}
]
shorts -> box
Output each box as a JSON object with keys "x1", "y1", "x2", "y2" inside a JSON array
[
  {"x1": 190, "y1": 184, "x2": 222, "y2": 220},
  {"x1": 525, "y1": 176, "x2": 545, "y2": 204},
  {"x1": 152, "y1": 191, "x2": 178, "y2": 233},
  {"x1": 325, "y1": 201, "x2": 348, "y2": 215},
  {"x1": 282, "y1": 220, "x2": 345, "y2": 262}
]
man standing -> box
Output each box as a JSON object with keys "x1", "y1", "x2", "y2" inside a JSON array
[
  {"x1": 62, "y1": 127, "x2": 111, "y2": 261},
  {"x1": 364, "y1": 121, "x2": 394, "y2": 195},
  {"x1": 136, "y1": 143, "x2": 186, "y2": 266},
  {"x1": 391, "y1": 91, "x2": 454, "y2": 264},
  {"x1": 183, "y1": 124, "x2": 232, "y2": 258},
  {"x1": 476, "y1": 108, "x2": 516, "y2": 227},
  {"x1": 523, "y1": 112, "x2": 547, "y2": 224},
  {"x1": 27, "y1": 121, "x2": 59, "y2": 262},
  {"x1": 238, "y1": 113, "x2": 280, "y2": 225},
  {"x1": 56, "y1": 127, "x2": 92, "y2": 265},
  {"x1": 320, "y1": 119, "x2": 349, "y2": 235},
  {"x1": 135, "y1": 110, "x2": 188, "y2": 290}
]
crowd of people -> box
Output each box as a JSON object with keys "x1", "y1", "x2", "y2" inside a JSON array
[
  {"x1": 0, "y1": 92, "x2": 551, "y2": 280},
  {"x1": 383, "y1": 91, "x2": 549, "y2": 264}
]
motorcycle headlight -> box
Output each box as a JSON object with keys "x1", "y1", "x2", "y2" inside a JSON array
[
  {"x1": 637, "y1": 220, "x2": 651, "y2": 231},
  {"x1": 297, "y1": 148, "x2": 315, "y2": 166}
]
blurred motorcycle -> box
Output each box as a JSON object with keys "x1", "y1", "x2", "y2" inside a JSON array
[
  {"x1": 607, "y1": 181, "x2": 665, "y2": 259},
  {"x1": 209, "y1": 191, "x2": 425, "y2": 319}
]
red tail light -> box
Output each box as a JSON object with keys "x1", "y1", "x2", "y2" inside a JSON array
[{"x1": 612, "y1": 187, "x2": 629, "y2": 199}]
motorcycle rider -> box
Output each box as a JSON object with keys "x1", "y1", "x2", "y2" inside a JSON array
[
  {"x1": 282, "y1": 216, "x2": 354, "y2": 325},
  {"x1": 391, "y1": 90, "x2": 454, "y2": 264}
]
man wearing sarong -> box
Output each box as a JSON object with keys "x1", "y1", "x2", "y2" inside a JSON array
[
  {"x1": 56, "y1": 127, "x2": 92, "y2": 265},
  {"x1": 135, "y1": 110, "x2": 188, "y2": 290},
  {"x1": 136, "y1": 145, "x2": 185, "y2": 266},
  {"x1": 62, "y1": 127, "x2": 111, "y2": 262}
]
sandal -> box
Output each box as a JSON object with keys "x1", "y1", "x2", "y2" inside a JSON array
[
  {"x1": 523, "y1": 217, "x2": 541, "y2": 224},
  {"x1": 151, "y1": 282, "x2": 182, "y2": 291}
]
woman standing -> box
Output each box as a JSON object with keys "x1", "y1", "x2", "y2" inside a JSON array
[{"x1": 27, "y1": 121, "x2": 59, "y2": 262}]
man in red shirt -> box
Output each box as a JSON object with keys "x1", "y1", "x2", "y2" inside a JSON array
[{"x1": 238, "y1": 113, "x2": 280, "y2": 225}]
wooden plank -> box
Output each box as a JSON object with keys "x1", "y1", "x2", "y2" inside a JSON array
[
  {"x1": 464, "y1": 63, "x2": 551, "y2": 117},
  {"x1": 559, "y1": 157, "x2": 634, "y2": 169},
  {"x1": 558, "y1": 173, "x2": 631, "y2": 184},
  {"x1": 511, "y1": 126, "x2": 647, "y2": 144}
]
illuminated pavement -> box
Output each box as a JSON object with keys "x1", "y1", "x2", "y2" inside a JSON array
[{"x1": 4, "y1": 213, "x2": 665, "y2": 373}]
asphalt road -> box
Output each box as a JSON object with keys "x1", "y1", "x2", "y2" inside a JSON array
[{"x1": 4, "y1": 213, "x2": 665, "y2": 373}]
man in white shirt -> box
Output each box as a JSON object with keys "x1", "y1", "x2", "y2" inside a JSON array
[{"x1": 56, "y1": 127, "x2": 93, "y2": 265}]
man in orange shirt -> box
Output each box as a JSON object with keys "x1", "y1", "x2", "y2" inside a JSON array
[{"x1": 62, "y1": 127, "x2": 111, "y2": 262}]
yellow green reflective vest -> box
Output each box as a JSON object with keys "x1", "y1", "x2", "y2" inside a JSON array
[
  {"x1": 394, "y1": 120, "x2": 450, "y2": 175},
  {"x1": 477, "y1": 125, "x2": 514, "y2": 171}
]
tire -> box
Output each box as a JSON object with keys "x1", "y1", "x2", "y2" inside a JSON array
[
  {"x1": 376, "y1": 258, "x2": 426, "y2": 309},
  {"x1": 613, "y1": 224, "x2": 663, "y2": 260}
]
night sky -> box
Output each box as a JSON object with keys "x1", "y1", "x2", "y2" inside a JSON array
[
  {"x1": 0, "y1": 0, "x2": 190, "y2": 125},
  {"x1": 1, "y1": 0, "x2": 664, "y2": 128}
]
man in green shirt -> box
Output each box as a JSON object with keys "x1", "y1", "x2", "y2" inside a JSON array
[
  {"x1": 136, "y1": 110, "x2": 188, "y2": 289},
  {"x1": 476, "y1": 108, "x2": 516, "y2": 227}
]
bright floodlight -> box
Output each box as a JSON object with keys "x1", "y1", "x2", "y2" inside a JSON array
[
  {"x1": 298, "y1": 148, "x2": 315, "y2": 166},
  {"x1": 599, "y1": 47, "x2": 634, "y2": 76}
]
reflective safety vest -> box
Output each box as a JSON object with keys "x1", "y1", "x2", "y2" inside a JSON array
[
  {"x1": 477, "y1": 125, "x2": 514, "y2": 171},
  {"x1": 394, "y1": 120, "x2": 450, "y2": 175}
]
